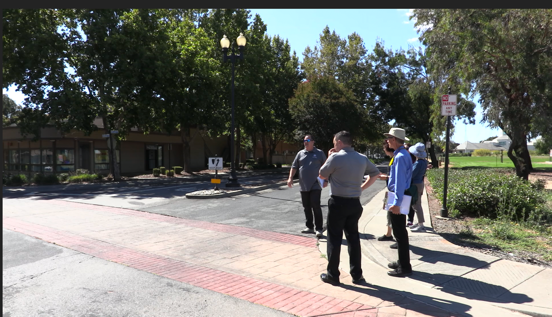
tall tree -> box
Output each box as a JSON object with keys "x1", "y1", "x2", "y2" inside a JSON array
[
  {"x1": 414, "y1": 9, "x2": 552, "y2": 179},
  {"x1": 2, "y1": 94, "x2": 22, "y2": 126},
  {"x1": 3, "y1": 9, "x2": 179, "y2": 180},
  {"x1": 289, "y1": 76, "x2": 369, "y2": 152}
]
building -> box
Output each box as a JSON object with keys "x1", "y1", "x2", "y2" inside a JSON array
[
  {"x1": 455, "y1": 141, "x2": 507, "y2": 154},
  {"x1": 3, "y1": 119, "x2": 302, "y2": 176}
]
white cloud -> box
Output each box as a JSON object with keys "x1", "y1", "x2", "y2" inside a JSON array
[
  {"x1": 407, "y1": 37, "x2": 418, "y2": 43},
  {"x1": 399, "y1": 9, "x2": 415, "y2": 24}
]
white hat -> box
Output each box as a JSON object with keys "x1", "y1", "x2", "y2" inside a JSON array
[
  {"x1": 409, "y1": 142, "x2": 427, "y2": 158},
  {"x1": 384, "y1": 128, "x2": 409, "y2": 141}
]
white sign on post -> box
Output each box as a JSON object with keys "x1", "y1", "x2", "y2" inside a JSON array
[
  {"x1": 549, "y1": 149, "x2": 552, "y2": 157},
  {"x1": 208, "y1": 157, "x2": 223, "y2": 170},
  {"x1": 441, "y1": 94, "x2": 457, "y2": 116}
]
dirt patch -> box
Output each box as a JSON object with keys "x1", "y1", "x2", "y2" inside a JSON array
[
  {"x1": 528, "y1": 170, "x2": 552, "y2": 190},
  {"x1": 424, "y1": 173, "x2": 552, "y2": 269}
]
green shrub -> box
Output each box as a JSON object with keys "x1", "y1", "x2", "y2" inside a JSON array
[
  {"x1": 427, "y1": 169, "x2": 546, "y2": 221},
  {"x1": 67, "y1": 174, "x2": 101, "y2": 183},
  {"x1": 472, "y1": 149, "x2": 491, "y2": 157},
  {"x1": 75, "y1": 169, "x2": 89, "y2": 175},
  {"x1": 153, "y1": 168, "x2": 160, "y2": 177},
  {"x1": 33, "y1": 173, "x2": 59, "y2": 185},
  {"x1": 58, "y1": 173, "x2": 70, "y2": 182},
  {"x1": 173, "y1": 166, "x2": 183, "y2": 174},
  {"x1": 159, "y1": 166, "x2": 166, "y2": 174},
  {"x1": 166, "y1": 169, "x2": 174, "y2": 177},
  {"x1": 7, "y1": 174, "x2": 27, "y2": 186}
]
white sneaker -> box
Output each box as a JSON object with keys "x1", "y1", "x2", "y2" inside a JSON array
[
  {"x1": 410, "y1": 225, "x2": 425, "y2": 232},
  {"x1": 316, "y1": 230, "x2": 324, "y2": 238}
]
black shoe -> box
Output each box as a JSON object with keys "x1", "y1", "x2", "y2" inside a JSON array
[
  {"x1": 390, "y1": 242, "x2": 398, "y2": 249},
  {"x1": 320, "y1": 273, "x2": 340, "y2": 286},
  {"x1": 352, "y1": 276, "x2": 366, "y2": 285},
  {"x1": 387, "y1": 268, "x2": 413, "y2": 277},
  {"x1": 377, "y1": 234, "x2": 394, "y2": 241},
  {"x1": 388, "y1": 261, "x2": 399, "y2": 269}
]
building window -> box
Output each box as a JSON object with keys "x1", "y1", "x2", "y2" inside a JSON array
[{"x1": 94, "y1": 149, "x2": 109, "y2": 171}]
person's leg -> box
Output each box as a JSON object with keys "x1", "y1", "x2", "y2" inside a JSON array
[
  {"x1": 343, "y1": 199, "x2": 363, "y2": 279},
  {"x1": 300, "y1": 191, "x2": 314, "y2": 230},
  {"x1": 390, "y1": 212, "x2": 412, "y2": 272},
  {"x1": 326, "y1": 197, "x2": 346, "y2": 281},
  {"x1": 310, "y1": 189, "x2": 323, "y2": 231},
  {"x1": 414, "y1": 183, "x2": 425, "y2": 224},
  {"x1": 407, "y1": 206, "x2": 415, "y2": 224}
]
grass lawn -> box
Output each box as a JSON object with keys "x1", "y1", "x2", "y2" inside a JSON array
[{"x1": 449, "y1": 155, "x2": 552, "y2": 170}]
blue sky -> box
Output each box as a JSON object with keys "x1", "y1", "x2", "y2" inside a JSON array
[{"x1": 3, "y1": 8, "x2": 503, "y2": 144}]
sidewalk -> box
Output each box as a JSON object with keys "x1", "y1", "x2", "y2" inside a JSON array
[
  {"x1": 6, "y1": 189, "x2": 453, "y2": 317},
  {"x1": 4, "y1": 180, "x2": 551, "y2": 316},
  {"x1": 317, "y1": 187, "x2": 551, "y2": 317}
]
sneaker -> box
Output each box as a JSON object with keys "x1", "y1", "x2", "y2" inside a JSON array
[
  {"x1": 387, "y1": 267, "x2": 413, "y2": 277},
  {"x1": 316, "y1": 230, "x2": 324, "y2": 238},
  {"x1": 390, "y1": 242, "x2": 398, "y2": 249},
  {"x1": 410, "y1": 225, "x2": 425, "y2": 232},
  {"x1": 388, "y1": 261, "x2": 400, "y2": 269},
  {"x1": 406, "y1": 221, "x2": 413, "y2": 227},
  {"x1": 301, "y1": 228, "x2": 315, "y2": 234},
  {"x1": 377, "y1": 234, "x2": 394, "y2": 241},
  {"x1": 352, "y1": 276, "x2": 366, "y2": 284}
]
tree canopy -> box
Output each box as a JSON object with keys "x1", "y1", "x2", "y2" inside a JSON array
[{"x1": 413, "y1": 9, "x2": 552, "y2": 179}]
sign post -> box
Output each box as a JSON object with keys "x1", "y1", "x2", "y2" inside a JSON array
[
  {"x1": 440, "y1": 91, "x2": 457, "y2": 218},
  {"x1": 208, "y1": 156, "x2": 223, "y2": 190}
]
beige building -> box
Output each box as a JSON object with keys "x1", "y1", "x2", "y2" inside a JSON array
[{"x1": 3, "y1": 119, "x2": 301, "y2": 176}]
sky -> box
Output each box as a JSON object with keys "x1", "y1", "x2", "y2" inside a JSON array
[{"x1": 2, "y1": 8, "x2": 503, "y2": 144}]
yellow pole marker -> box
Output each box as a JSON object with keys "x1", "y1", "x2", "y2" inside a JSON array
[{"x1": 211, "y1": 179, "x2": 221, "y2": 184}]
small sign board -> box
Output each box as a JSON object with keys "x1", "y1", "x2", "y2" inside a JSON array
[
  {"x1": 111, "y1": 130, "x2": 119, "y2": 134},
  {"x1": 102, "y1": 134, "x2": 110, "y2": 138},
  {"x1": 208, "y1": 157, "x2": 223, "y2": 170},
  {"x1": 211, "y1": 179, "x2": 221, "y2": 184},
  {"x1": 441, "y1": 94, "x2": 457, "y2": 116},
  {"x1": 549, "y1": 149, "x2": 552, "y2": 157}
]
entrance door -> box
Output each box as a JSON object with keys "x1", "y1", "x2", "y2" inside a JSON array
[
  {"x1": 79, "y1": 143, "x2": 91, "y2": 172},
  {"x1": 146, "y1": 149, "x2": 156, "y2": 170}
]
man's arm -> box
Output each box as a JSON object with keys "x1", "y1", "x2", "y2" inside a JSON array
[
  {"x1": 287, "y1": 168, "x2": 297, "y2": 188},
  {"x1": 392, "y1": 154, "x2": 408, "y2": 207},
  {"x1": 361, "y1": 175, "x2": 378, "y2": 190}
]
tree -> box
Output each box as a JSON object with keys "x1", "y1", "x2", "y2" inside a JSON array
[
  {"x1": 414, "y1": 9, "x2": 552, "y2": 179},
  {"x1": 368, "y1": 43, "x2": 475, "y2": 167},
  {"x1": 288, "y1": 76, "x2": 370, "y2": 152},
  {"x1": 301, "y1": 26, "x2": 385, "y2": 146},
  {"x1": 2, "y1": 94, "x2": 22, "y2": 126},
  {"x1": 3, "y1": 9, "x2": 179, "y2": 180},
  {"x1": 534, "y1": 137, "x2": 552, "y2": 156}
]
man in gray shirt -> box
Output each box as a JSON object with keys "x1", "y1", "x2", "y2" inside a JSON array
[
  {"x1": 318, "y1": 131, "x2": 380, "y2": 286},
  {"x1": 287, "y1": 134, "x2": 327, "y2": 238}
]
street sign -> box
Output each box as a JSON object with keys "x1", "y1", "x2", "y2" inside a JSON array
[
  {"x1": 208, "y1": 157, "x2": 223, "y2": 170},
  {"x1": 111, "y1": 130, "x2": 119, "y2": 134},
  {"x1": 211, "y1": 179, "x2": 221, "y2": 184},
  {"x1": 102, "y1": 134, "x2": 110, "y2": 138},
  {"x1": 441, "y1": 94, "x2": 457, "y2": 116}
]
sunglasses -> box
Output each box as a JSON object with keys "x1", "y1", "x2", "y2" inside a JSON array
[{"x1": 303, "y1": 139, "x2": 313, "y2": 143}]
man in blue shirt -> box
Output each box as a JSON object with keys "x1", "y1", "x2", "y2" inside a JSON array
[{"x1": 383, "y1": 128, "x2": 413, "y2": 277}]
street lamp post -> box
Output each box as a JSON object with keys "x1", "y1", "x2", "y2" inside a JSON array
[{"x1": 220, "y1": 33, "x2": 246, "y2": 188}]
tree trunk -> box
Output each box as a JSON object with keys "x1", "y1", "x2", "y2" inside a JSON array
[
  {"x1": 181, "y1": 127, "x2": 192, "y2": 173},
  {"x1": 101, "y1": 116, "x2": 120, "y2": 181},
  {"x1": 260, "y1": 134, "x2": 268, "y2": 166},
  {"x1": 427, "y1": 144, "x2": 439, "y2": 168},
  {"x1": 251, "y1": 133, "x2": 256, "y2": 163},
  {"x1": 506, "y1": 128, "x2": 532, "y2": 180}
]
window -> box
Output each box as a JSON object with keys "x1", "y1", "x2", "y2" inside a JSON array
[
  {"x1": 42, "y1": 149, "x2": 53, "y2": 164},
  {"x1": 20, "y1": 150, "x2": 30, "y2": 164},
  {"x1": 56, "y1": 149, "x2": 75, "y2": 164},
  {"x1": 94, "y1": 149, "x2": 110, "y2": 171},
  {"x1": 9, "y1": 149, "x2": 19, "y2": 164},
  {"x1": 31, "y1": 149, "x2": 41, "y2": 164},
  {"x1": 158, "y1": 145, "x2": 163, "y2": 167}
]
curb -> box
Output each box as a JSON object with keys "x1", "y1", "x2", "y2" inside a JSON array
[{"x1": 185, "y1": 180, "x2": 288, "y2": 199}]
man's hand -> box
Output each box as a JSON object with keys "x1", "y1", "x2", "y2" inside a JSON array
[
  {"x1": 287, "y1": 178, "x2": 293, "y2": 188},
  {"x1": 323, "y1": 180, "x2": 328, "y2": 188},
  {"x1": 377, "y1": 174, "x2": 388, "y2": 181},
  {"x1": 328, "y1": 148, "x2": 337, "y2": 157},
  {"x1": 389, "y1": 205, "x2": 401, "y2": 215}
]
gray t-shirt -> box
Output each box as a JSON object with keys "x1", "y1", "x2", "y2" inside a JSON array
[
  {"x1": 291, "y1": 147, "x2": 327, "y2": 191},
  {"x1": 319, "y1": 147, "x2": 380, "y2": 198}
]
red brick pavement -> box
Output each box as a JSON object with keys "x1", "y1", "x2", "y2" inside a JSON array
[{"x1": 3, "y1": 199, "x2": 454, "y2": 317}]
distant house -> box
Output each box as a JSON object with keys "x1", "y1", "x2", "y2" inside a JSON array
[
  {"x1": 456, "y1": 133, "x2": 537, "y2": 154},
  {"x1": 455, "y1": 141, "x2": 507, "y2": 154}
]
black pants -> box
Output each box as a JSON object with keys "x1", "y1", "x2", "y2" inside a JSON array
[
  {"x1": 326, "y1": 196, "x2": 363, "y2": 281},
  {"x1": 300, "y1": 190, "x2": 323, "y2": 231},
  {"x1": 389, "y1": 212, "x2": 412, "y2": 272}
]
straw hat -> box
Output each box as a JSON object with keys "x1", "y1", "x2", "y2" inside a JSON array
[{"x1": 383, "y1": 128, "x2": 409, "y2": 141}]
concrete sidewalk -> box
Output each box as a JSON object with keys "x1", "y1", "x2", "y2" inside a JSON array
[
  {"x1": 317, "y1": 186, "x2": 552, "y2": 317},
  {"x1": 5, "y1": 191, "x2": 453, "y2": 317}
]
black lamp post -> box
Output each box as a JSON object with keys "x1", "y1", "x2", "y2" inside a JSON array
[{"x1": 220, "y1": 33, "x2": 246, "y2": 188}]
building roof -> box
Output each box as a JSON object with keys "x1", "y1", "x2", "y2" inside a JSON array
[{"x1": 456, "y1": 141, "x2": 507, "y2": 151}]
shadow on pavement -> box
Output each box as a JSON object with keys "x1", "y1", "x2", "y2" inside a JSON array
[
  {"x1": 409, "y1": 245, "x2": 491, "y2": 268},
  {"x1": 337, "y1": 282, "x2": 473, "y2": 317}
]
